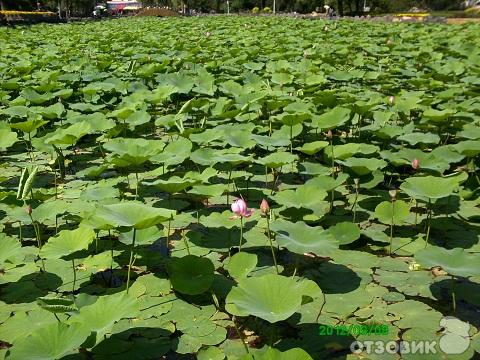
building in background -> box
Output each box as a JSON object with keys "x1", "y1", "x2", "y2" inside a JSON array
[{"x1": 106, "y1": 0, "x2": 142, "y2": 13}]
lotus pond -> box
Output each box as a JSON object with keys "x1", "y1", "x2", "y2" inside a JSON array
[{"x1": 0, "y1": 16, "x2": 480, "y2": 360}]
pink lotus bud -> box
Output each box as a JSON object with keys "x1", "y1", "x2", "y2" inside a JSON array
[
  {"x1": 412, "y1": 158, "x2": 420, "y2": 170},
  {"x1": 260, "y1": 199, "x2": 270, "y2": 215},
  {"x1": 326, "y1": 130, "x2": 333, "y2": 139},
  {"x1": 25, "y1": 205, "x2": 32, "y2": 215},
  {"x1": 231, "y1": 198, "x2": 253, "y2": 218},
  {"x1": 388, "y1": 96, "x2": 395, "y2": 105}
]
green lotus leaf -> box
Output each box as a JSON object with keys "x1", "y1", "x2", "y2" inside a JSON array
[
  {"x1": 191, "y1": 148, "x2": 250, "y2": 166},
  {"x1": 375, "y1": 200, "x2": 410, "y2": 226},
  {"x1": 37, "y1": 296, "x2": 77, "y2": 314},
  {"x1": 305, "y1": 173, "x2": 349, "y2": 191},
  {"x1": 247, "y1": 346, "x2": 314, "y2": 360},
  {"x1": 1, "y1": 105, "x2": 30, "y2": 118},
  {"x1": 40, "y1": 226, "x2": 96, "y2": 259},
  {"x1": 188, "y1": 183, "x2": 227, "y2": 198},
  {"x1": 400, "y1": 175, "x2": 461, "y2": 200},
  {"x1": 34, "y1": 102, "x2": 64, "y2": 120},
  {"x1": 225, "y1": 274, "x2": 320, "y2": 323},
  {"x1": 296, "y1": 141, "x2": 329, "y2": 155},
  {"x1": 46, "y1": 121, "x2": 92, "y2": 145},
  {"x1": 104, "y1": 138, "x2": 164, "y2": 166},
  {"x1": 70, "y1": 292, "x2": 139, "y2": 337},
  {"x1": 324, "y1": 222, "x2": 361, "y2": 245},
  {"x1": 225, "y1": 252, "x2": 258, "y2": 279},
  {"x1": 273, "y1": 183, "x2": 328, "y2": 209},
  {"x1": 422, "y1": 108, "x2": 455, "y2": 122},
  {"x1": 10, "y1": 118, "x2": 49, "y2": 134},
  {"x1": 338, "y1": 157, "x2": 387, "y2": 176},
  {"x1": 277, "y1": 112, "x2": 310, "y2": 126},
  {"x1": 453, "y1": 140, "x2": 480, "y2": 157},
  {"x1": 458, "y1": 124, "x2": 480, "y2": 140},
  {"x1": 397, "y1": 132, "x2": 440, "y2": 145},
  {"x1": 271, "y1": 72, "x2": 294, "y2": 85},
  {"x1": 326, "y1": 143, "x2": 379, "y2": 161},
  {"x1": 415, "y1": 247, "x2": 480, "y2": 277},
  {"x1": 93, "y1": 202, "x2": 175, "y2": 229},
  {"x1": 0, "y1": 126, "x2": 18, "y2": 150},
  {"x1": 21, "y1": 88, "x2": 53, "y2": 105},
  {"x1": 270, "y1": 220, "x2": 338, "y2": 256},
  {"x1": 143, "y1": 176, "x2": 198, "y2": 194},
  {"x1": 151, "y1": 136, "x2": 192, "y2": 166},
  {"x1": 125, "y1": 110, "x2": 151, "y2": 128},
  {"x1": 118, "y1": 226, "x2": 160, "y2": 246},
  {"x1": 168, "y1": 255, "x2": 215, "y2": 295},
  {"x1": 197, "y1": 346, "x2": 225, "y2": 360},
  {"x1": 193, "y1": 68, "x2": 217, "y2": 96},
  {"x1": 6, "y1": 322, "x2": 90, "y2": 360},
  {"x1": 256, "y1": 152, "x2": 298, "y2": 168},
  {"x1": 311, "y1": 107, "x2": 350, "y2": 129},
  {"x1": 0, "y1": 233, "x2": 21, "y2": 265}
]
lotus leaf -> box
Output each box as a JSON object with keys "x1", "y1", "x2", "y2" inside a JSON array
[
  {"x1": 168, "y1": 255, "x2": 215, "y2": 295},
  {"x1": 225, "y1": 274, "x2": 321, "y2": 323},
  {"x1": 415, "y1": 247, "x2": 480, "y2": 277}
]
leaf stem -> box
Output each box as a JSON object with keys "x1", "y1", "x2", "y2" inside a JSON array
[
  {"x1": 126, "y1": 228, "x2": 137, "y2": 294},
  {"x1": 232, "y1": 316, "x2": 249, "y2": 354},
  {"x1": 135, "y1": 171, "x2": 139, "y2": 200},
  {"x1": 266, "y1": 214, "x2": 279, "y2": 274},
  {"x1": 424, "y1": 198, "x2": 432, "y2": 248},
  {"x1": 451, "y1": 275, "x2": 456, "y2": 314},
  {"x1": 389, "y1": 199, "x2": 395, "y2": 255},
  {"x1": 71, "y1": 258, "x2": 76, "y2": 301}
]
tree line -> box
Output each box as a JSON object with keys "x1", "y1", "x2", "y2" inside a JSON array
[{"x1": 0, "y1": 0, "x2": 467, "y2": 17}]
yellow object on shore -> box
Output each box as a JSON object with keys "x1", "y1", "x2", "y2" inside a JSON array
[{"x1": 0, "y1": 10, "x2": 55, "y2": 15}]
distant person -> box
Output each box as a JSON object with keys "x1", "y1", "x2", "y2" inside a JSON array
[{"x1": 328, "y1": 6, "x2": 335, "y2": 19}]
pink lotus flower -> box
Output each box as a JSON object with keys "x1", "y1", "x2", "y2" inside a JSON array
[
  {"x1": 231, "y1": 198, "x2": 253, "y2": 218},
  {"x1": 412, "y1": 158, "x2": 420, "y2": 170},
  {"x1": 25, "y1": 204, "x2": 32, "y2": 215}
]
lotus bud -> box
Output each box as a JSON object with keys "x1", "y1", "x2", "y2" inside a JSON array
[
  {"x1": 354, "y1": 178, "x2": 360, "y2": 189},
  {"x1": 386, "y1": 38, "x2": 393, "y2": 46},
  {"x1": 324, "y1": 25, "x2": 329, "y2": 32},
  {"x1": 25, "y1": 204, "x2": 32, "y2": 215},
  {"x1": 205, "y1": 31, "x2": 211, "y2": 37},
  {"x1": 412, "y1": 158, "x2": 420, "y2": 170},
  {"x1": 389, "y1": 189, "x2": 397, "y2": 201},
  {"x1": 326, "y1": 129, "x2": 333, "y2": 139},
  {"x1": 388, "y1": 96, "x2": 395, "y2": 105},
  {"x1": 231, "y1": 198, "x2": 253, "y2": 218},
  {"x1": 260, "y1": 199, "x2": 270, "y2": 215}
]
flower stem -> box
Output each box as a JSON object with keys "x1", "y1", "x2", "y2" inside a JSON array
[
  {"x1": 238, "y1": 216, "x2": 243, "y2": 252},
  {"x1": 126, "y1": 228, "x2": 137, "y2": 294},
  {"x1": 424, "y1": 198, "x2": 432, "y2": 248},
  {"x1": 266, "y1": 215, "x2": 279, "y2": 274}
]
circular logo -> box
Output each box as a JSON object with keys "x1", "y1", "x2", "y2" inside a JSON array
[{"x1": 438, "y1": 316, "x2": 471, "y2": 355}]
